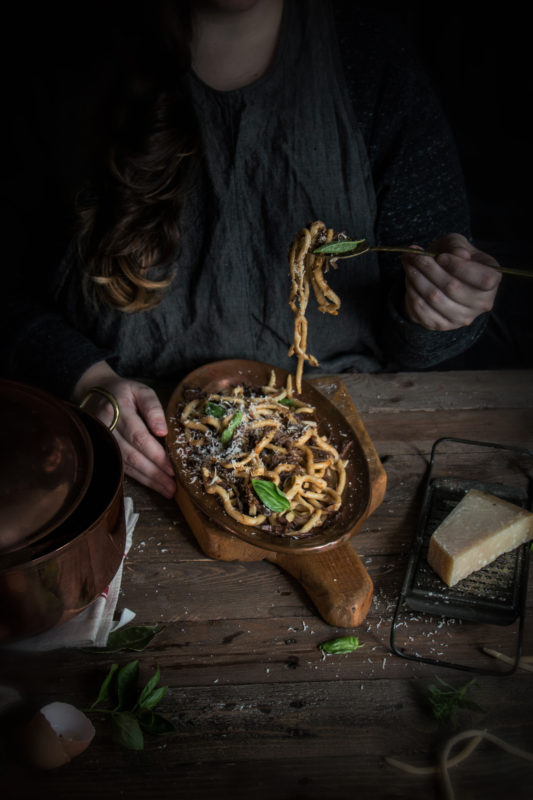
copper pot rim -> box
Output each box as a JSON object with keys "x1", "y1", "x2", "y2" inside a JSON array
[{"x1": 0, "y1": 379, "x2": 95, "y2": 555}]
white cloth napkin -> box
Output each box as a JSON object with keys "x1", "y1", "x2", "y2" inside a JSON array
[{"x1": 9, "y1": 497, "x2": 138, "y2": 652}]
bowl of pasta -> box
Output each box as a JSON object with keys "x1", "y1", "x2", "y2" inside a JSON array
[{"x1": 166, "y1": 359, "x2": 373, "y2": 554}]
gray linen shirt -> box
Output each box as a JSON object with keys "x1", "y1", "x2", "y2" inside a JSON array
[
  {"x1": 3, "y1": 1, "x2": 487, "y2": 397},
  {"x1": 55, "y1": 0, "x2": 384, "y2": 379}
]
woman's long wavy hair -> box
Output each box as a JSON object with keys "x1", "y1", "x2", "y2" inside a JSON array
[{"x1": 76, "y1": 1, "x2": 199, "y2": 312}]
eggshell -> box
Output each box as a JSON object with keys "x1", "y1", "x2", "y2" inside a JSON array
[
  {"x1": 22, "y1": 711, "x2": 71, "y2": 769},
  {"x1": 22, "y1": 702, "x2": 95, "y2": 769}
]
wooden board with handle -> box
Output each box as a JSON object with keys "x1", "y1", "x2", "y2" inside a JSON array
[{"x1": 173, "y1": 378, "x2": 386, "y2": 628}]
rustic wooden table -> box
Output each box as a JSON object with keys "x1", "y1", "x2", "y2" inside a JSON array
[{"x1": 2, "y1": 370, "x2": 533, "y2": 800}]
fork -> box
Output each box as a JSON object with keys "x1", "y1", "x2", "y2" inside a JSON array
[{"x1": 313, "y1": 239, "x2": 533, "y2": 278}]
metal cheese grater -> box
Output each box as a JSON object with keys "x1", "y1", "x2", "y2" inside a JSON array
[{"x1": 390, "y1": 437, "x2": 533, "y2": 674}]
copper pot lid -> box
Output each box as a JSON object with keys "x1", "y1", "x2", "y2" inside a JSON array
[
  {"x1": 166, "y1": 359, "x2": 371, "y2": 554},
  {"x1": 0, "y1": 379, "x2": 94, "y2": 555},
  {"x1": 0, "y1": 406, "x2": 124, "y2": 571}
]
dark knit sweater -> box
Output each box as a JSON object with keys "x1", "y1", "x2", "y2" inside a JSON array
[{"x1": 2, "y1": 1, "x2": 486, "y2": 399}]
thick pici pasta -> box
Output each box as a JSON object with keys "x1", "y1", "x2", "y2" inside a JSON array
[{"x1": 172, "y1": 370, "x2": 347, "y2": 536}]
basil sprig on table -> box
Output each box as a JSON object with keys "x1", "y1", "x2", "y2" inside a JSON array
[
  {"x1": 86, "y1": 660, "x2": 175, "y2": 750},
  {"x1": 220, "y1": 410, "x2": 243, "y2": 446},
  {"x1": 252, "y1": 478, "x2": 291, "y2": 512},
  {"x1": 427, "y1": 677, "x2": 485, "y2": 723},
  {"x1": 313, "y1": 238, "x2": 367, "y2": 256},
  {"x1": 82, "y1": 624, "x2": 163, "y2": 653},
  {"x1": 319, "y1": 635, "x2": 364, "y2": 655}
]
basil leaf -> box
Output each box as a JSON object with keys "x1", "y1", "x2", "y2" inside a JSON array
[
  {"x1": 112, "y1": 711, "x2": 144, "y2": 750},
  {"x1": 313, "y1": 238, "x2": 367, "y2": 255},
  {"x1": 205, "y1": 401, "x2": 225, "y2": 418},
  {"x1": 427, "y1": 677, "x2": 484, "y2": 723},
  {"x1": 82, "y1": 624, "x2": 164, "y2": 653},
  {"x1": 137, "y1": 665, "x2": 161, "y2": 708},
  {"x1": 139, "y1": 685, "x2": 168, "y2": 711},
  {"x1": 251, "y1": 479, "x2": 291, "y2": 512},
  {"x1": 278, "y1": 397, "x2": 297, "y2": 407},
  {"x1": 319, "y1": 635, "x2": 364, "y2": 655},
  {"x1": 117, "y1": 660, "x2": 140, "y2": 710},
  {"x1": 90, "y1": 663, "x2": 119, "y2": 710},
  {"x1": 220, "y1": 410, "x2": 243, "y2": 446},
  {"x1": 137, "y1": 708, "x2": 176, "y2": 735}
]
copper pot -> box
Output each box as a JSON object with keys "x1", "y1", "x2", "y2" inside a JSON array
[{"x1": 0, "y1": 407, "x2": 126, "y2": 643}]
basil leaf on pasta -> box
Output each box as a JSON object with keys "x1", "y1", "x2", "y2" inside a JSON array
[
  {"x1": 205, "y1": 401, "x2": 226, "y2": 418},
  {"x1": 220, "y1": 410, "x2": 243, "y2": 446},
  {"x1": 252, "y1": 479, "x2": 291, "y2": 512}
]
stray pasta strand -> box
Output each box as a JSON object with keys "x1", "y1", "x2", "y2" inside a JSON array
[
  {"x1": 482, "y1": 647, "x2": 533, "y2": 672},
  {"x1": 387, "y1": 728, "x2": 533, "y2": 800},
  {"x1": 385, "y1": 733, "x2": 483, "y2": 776}
]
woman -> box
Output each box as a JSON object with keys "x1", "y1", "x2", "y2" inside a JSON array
[{"x1": 4, "y1": 0, "x2": 501, "y2": 497}]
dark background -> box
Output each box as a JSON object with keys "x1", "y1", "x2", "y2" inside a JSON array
[
  {"x1": 371, "y1": 1, "x2": 532, "y2": 368},
  {"x1": 5, "y1": 1, "x2": 532, "y2": 368}
]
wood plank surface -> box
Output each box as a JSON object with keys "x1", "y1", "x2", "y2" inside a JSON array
[
  {"x1": 2, "y1": 370, "x2": 533, "y2": 800},
  {"x1": 336, "y1": 369, "x2": 533, "y2": 412}
]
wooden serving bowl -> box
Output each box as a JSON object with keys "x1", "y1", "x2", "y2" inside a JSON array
[{"x1": 166, "y1": 360, "x2": 387, "y2": 627}]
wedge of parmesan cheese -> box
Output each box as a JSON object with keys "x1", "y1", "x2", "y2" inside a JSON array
[{"x1": 427, "y1": 489, "x2": 533, "y2": 587}]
